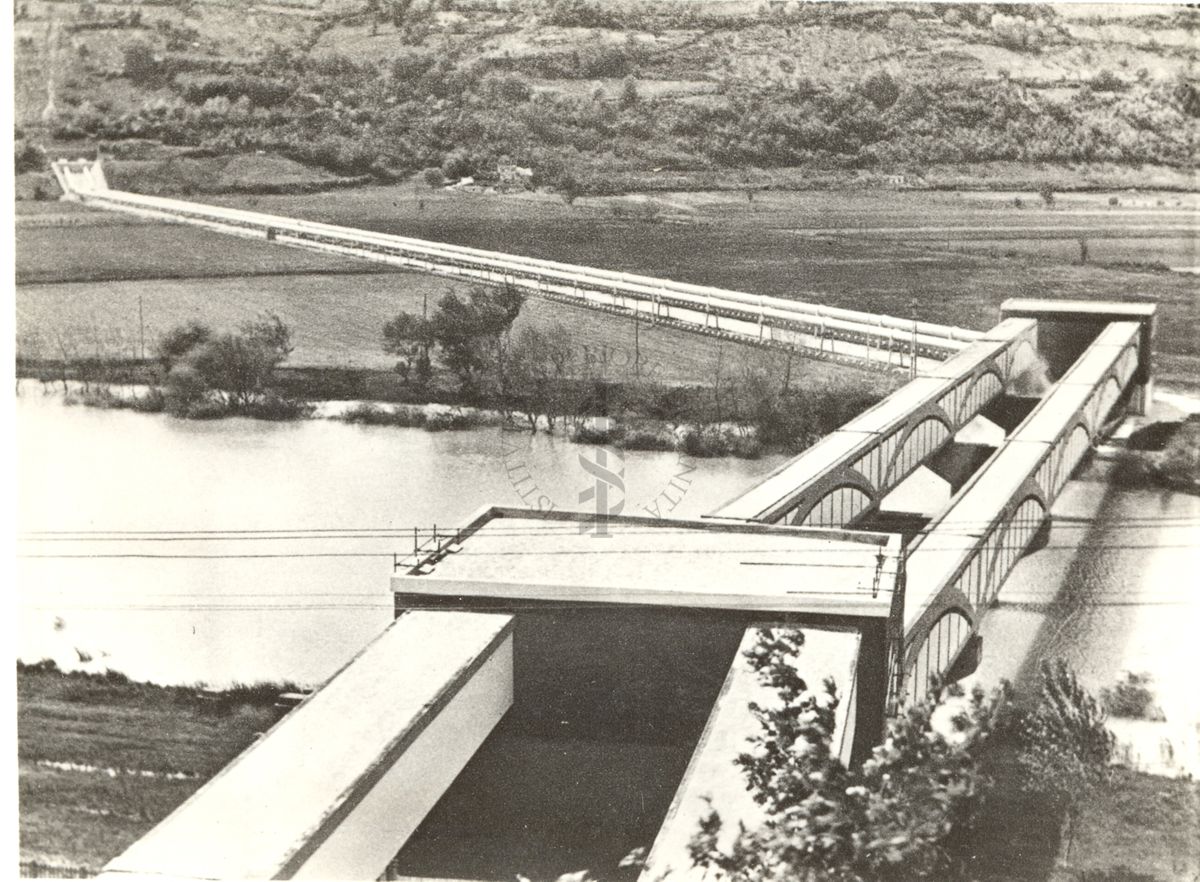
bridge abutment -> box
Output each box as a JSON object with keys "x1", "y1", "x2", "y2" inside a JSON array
[{"x1": 1001, "y1": 298, "x2": 1157, "y2": 415}]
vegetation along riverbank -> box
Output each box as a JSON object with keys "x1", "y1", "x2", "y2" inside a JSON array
[{"x1": 18, "y1": 287, "x2": 890, "y2": 458}]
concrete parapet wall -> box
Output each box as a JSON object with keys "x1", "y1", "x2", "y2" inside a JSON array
[
  {"x1": 98, "y1": 611, "x2": 514, "y2": 881},
  {"x1": 900, "y1": 316, "x2": 1146, "y2": 702}
]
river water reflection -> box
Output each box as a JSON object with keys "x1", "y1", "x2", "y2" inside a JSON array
[{"x1": 16, "y1": 395, "x2": 783, "y2": 686}]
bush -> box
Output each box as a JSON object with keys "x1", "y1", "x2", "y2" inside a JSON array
[
  {"x1": 244, "y1": 393, "x2": 313, "y2": 421},
  {"x1": 338, "y1": 402, "x2": 428, "y2": 427},
  {"x1": 571, "y1": 421, "x2": 621, "y2": 445},
  {"x1": 1100, "y1": 672, "x2": 1163, "y2": 721},
  {"x1": 122, "y1": 40, "x2": 160, "y2": 84},
  {"x1": 424, "y1": 409, "x2": 484, "y2": 431},
  {"x1": 860, "y1": 70, "x2": 899, "y2": 110},
  {"x1": 14, "y1": 141, "x2": 45, "y2": 174},
  {"x1": 618, "y1": 425, "x2": 675, "y2": 451},
  {"x1": 691, "y1": 629, "x2": 1003, "y2": 882},
  {"x1": 1090, "y1": 69, "x2": 1126, "y2": 92}
]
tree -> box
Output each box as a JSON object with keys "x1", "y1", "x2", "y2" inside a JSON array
[
  {"x1": 690, "y1": 628, "x2": 1004, "y2": 882},
  {"x1": 158, "y1": 314, "x2": 293, "y2": 411},
  {"x1": 861, "y1": 70, "x2": 900, "y2": 110},
  {"x1": 122, "y1": 40, "x2": 159, "y2": 85},
  {"x1": 620, "y1": 76, "x2": 639, "y2": 108},
  {"x1": 505, "y1": 326, "x2": 580, "y2": 432},
  {"x1": 383, "y1": 310, "x2": 434, "y2": 387},
  {"x1": 156, "y1": 320, "x2": 212, "y2": 372},
  {"x1": 1038, "y1": 183, "x2": 1056, "y2": 207},
  {"x1": 383, "y1": 285, "x2": 525, "y2": 394},
  {"x1": 421, "y1": 167, "x2": 445, "y2": 188}
]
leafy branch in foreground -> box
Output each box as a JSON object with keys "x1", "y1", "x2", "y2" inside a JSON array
[{"x1": 690, "y1": 628, "x2": 1005, "y2": 882}]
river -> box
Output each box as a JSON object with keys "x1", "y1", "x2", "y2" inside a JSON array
[
  {"x1": 15, "y1": 394, "x2": 782, "y2": 687},
  {"x1": 970, "y1": 447, "x2": 1200, "y2": 776}
]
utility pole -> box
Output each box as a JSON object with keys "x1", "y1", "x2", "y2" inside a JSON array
[
  {"x1": 138, "y1": 294, "x2": 145, "y2": 361},
  {"x1": 633, "y1": 304, "x2": 640, "y2": 382},
  {"x1": 909, "y1": 297, "x2": 918, "y2": 380}
]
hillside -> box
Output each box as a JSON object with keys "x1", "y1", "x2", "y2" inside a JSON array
[{"x1": 13, "y1": 0, "x2": 1199, "y2": 197}]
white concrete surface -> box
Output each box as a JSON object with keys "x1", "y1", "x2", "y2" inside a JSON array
[{"x1": 99, "y1": 611, "x2": 514, "y2": 881}]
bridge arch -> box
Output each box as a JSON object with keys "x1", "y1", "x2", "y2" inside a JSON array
[
  {"x1": 1090, "y1": 376, "x2": 1123, "y2": 432},
  {"x1": 884, "y1": 415, "x2": 953, "y2": 486},
  {"x1": 791, "y1": 484, "x2": 875, "y2": 528},
  {"x1": 906, "y1": 608, "x2": 974, "y2": 704},
  {"x1": 1048, "y1": 423, "x2": 1092, "y2": 497},
  {"x1": 956, "y1": 369, "x2": 1003, "y2": 423}
]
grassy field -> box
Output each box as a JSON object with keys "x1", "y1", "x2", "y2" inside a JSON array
[
  {"x1": 15, "y1": 270, "x2": 899, "y2": 399},
  {"x1": 17, "y1": 662, "x2": 292, "y2": 873},
  {"x1": 973, "y1": 754, "x2": 1200, "y2": 882},
  {"x1": 18, "y1": 660, "x2": 1198, "y2": 880},
  {"x1": 15, "y1": 185, "x2": 1198, "y2": 391}
]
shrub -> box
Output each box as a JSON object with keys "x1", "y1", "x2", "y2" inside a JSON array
[
  {"x1": 122, "y1": 40, "x2": 160, "y2": 84},
  {"x1": 618, "y1": 425, "x2": 674, "y2": 451},
  {"x1": 571, "y1": 421, "x2": 621, "y2": 446},
  {"x1": 1090, "y1": 69, "x2": 1126, "y2": 92},
  {"x1": 1007, "y1": 660, "x2": 1115, "y2": 862},
  {"x1": 244, "y1": 393, "x2": 313, "y2": 421},
  {"x1": 1100, "y1": 672, "x2": 1163, "y2": 721},
  {"x1": 424, "y1": 409, "x2": 484, "y2": 431},
  {"x1": 691, "y1": 628, "x2": 1003, "y2": 882},
  {"x1": 14, "y1": 141, "x2": 45, "y2": 174},
  {"x1": 860, "y1": 70, "x2": 900, "y2": 110},
  {"x1": 421, "y1": 166, "x2": 445, "y2": 188},
  {"x1": 339, "y1": 402, "x2": 428, "y2": 427}
]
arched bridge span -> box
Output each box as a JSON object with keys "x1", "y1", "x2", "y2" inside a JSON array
[
  {"x1": 712, "y1": 319, "x2": 1038, "y2": 527},
  {"x1": 899, "y1": 321, "x2": 1144, "y2": 703}
]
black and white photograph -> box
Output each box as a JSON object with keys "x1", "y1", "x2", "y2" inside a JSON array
[{"x1": 9, "y1": 0, "x2": 1199, "y2": 879}]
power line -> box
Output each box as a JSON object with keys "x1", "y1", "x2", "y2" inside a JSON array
[{"x1": 17, "y1": 514, "x2": 1200, "y2": 539}]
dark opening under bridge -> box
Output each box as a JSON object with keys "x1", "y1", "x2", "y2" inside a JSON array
[{"x1": 71, "y1": 152, "x2": 1156, "y2": 881}]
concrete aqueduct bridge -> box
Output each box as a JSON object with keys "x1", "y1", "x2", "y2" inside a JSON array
[
  {"x1": 98, "y1": 511, "x2": 903, "y2": 882},
  {"x1": 95, "y1": 297, "x2": 1155, "y2": 880}
]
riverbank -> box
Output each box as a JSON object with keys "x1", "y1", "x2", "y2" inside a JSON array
[
  {"x1": 970, "y1": 393, "x2": 1200, "y2": 786},
  {"x1": 17, "y1": 661, "x2": 299, "y2": 874},
  {"x1": 21, "y1": 364, "x2": 878, "y2": 460},
  {"x1": 17, "y1": 656, "x2": 1198, "y2": 881}
]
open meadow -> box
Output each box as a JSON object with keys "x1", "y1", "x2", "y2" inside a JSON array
[
  {"x1": 17, "y1": 663, "x2": 290, "y2": 874},
  {"x1": 16, "y1": 185, "x2": 1199, "y2": 390}
]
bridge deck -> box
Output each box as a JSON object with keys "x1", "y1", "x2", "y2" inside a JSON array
[
  {"x1": 51, "y1": 159, "x2": 980, "y2": 374},
  {"x1": 393, "y1": 507, "x2": 900, "y2": 618}
]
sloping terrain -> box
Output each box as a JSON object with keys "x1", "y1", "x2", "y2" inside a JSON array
[{"x1": 13, "y1": 1, "x2": 1199, "y2": 196}]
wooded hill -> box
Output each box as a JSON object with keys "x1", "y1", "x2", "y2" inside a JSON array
[{"x1": 14, "y1": 1, "x2": 1199, "y2": 193}]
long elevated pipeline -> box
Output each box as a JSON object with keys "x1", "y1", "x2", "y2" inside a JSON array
[{"x1": 51, "y1": 159, "x2": 981, "y2": 373}]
